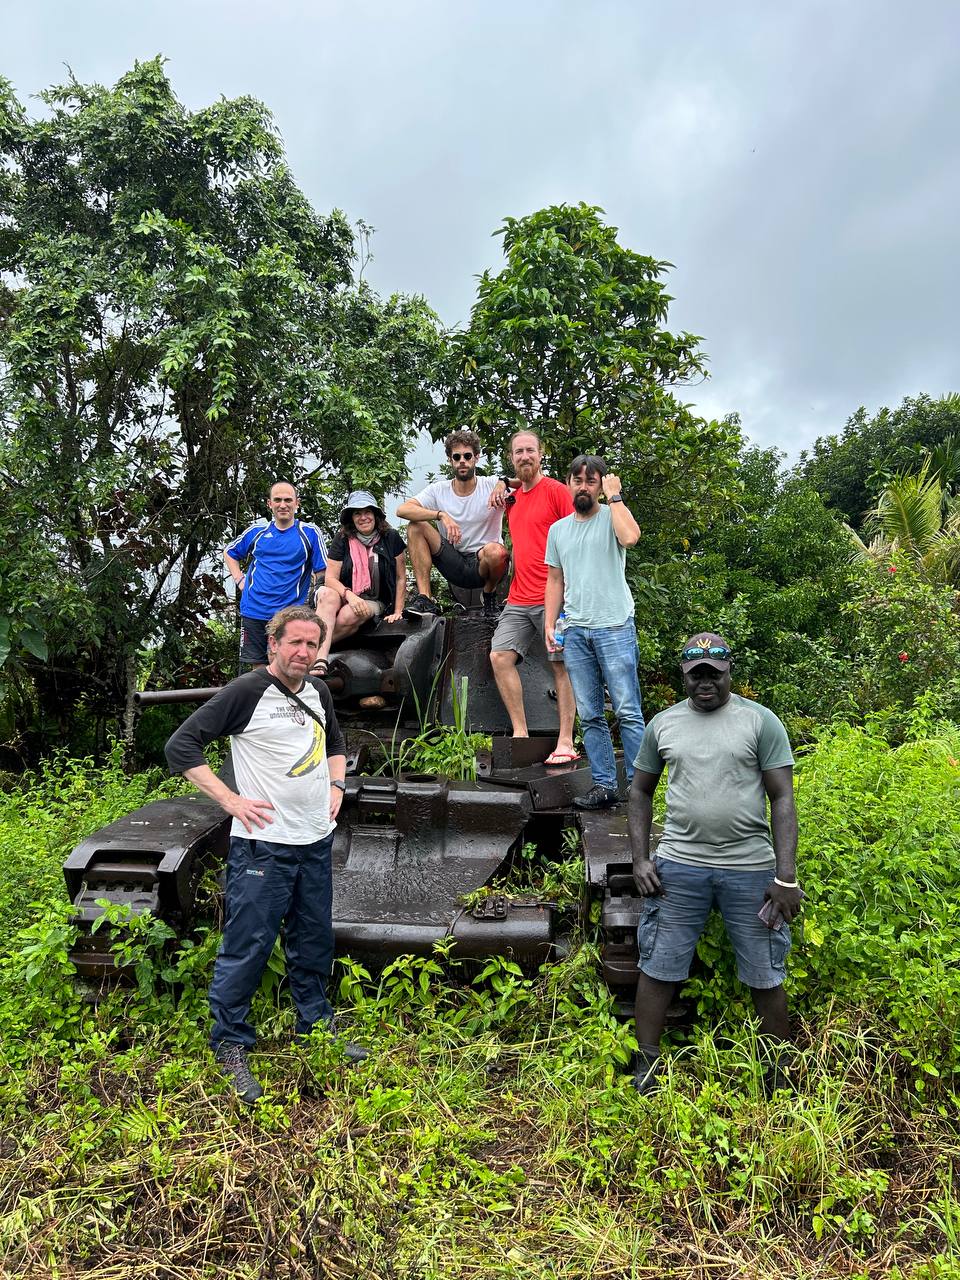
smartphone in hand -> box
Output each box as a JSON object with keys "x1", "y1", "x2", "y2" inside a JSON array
[{"x1": 757, "y1": 898, "x2": 783, "y2": 931}]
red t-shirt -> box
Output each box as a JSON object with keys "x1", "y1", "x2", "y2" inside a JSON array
[{"x1": 506, "y1": 476, "x2": 574, "y2": 605}]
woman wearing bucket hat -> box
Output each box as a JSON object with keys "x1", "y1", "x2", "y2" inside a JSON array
[{"x1": 311, "y1": 490, "x2": 407, "y2": 675}]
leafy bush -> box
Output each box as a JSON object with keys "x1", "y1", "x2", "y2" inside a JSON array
[{"x1": 0, "y1": 739, "x2": 958, "y2": 1274}]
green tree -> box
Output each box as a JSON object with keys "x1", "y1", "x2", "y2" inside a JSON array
[
  {"x1": 645, "y1": 448, "x2": 853, "y2": 725},
  {"x1": 0, "y1": 59, "x2": 440, "y2": 753},
  {"x1": 801, "y1": 393, "x2": 960, "y2": 528},
  {"x1": 433, "y1": 203, "x2": 741, "y2": 559},
  {"x1": 848, "y1": 462, "x2": 960, "y2": 587}
]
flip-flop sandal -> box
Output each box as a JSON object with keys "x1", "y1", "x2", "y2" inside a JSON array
[{"x1": 544, "y1": 750, "x2": 582, "y2": 766}]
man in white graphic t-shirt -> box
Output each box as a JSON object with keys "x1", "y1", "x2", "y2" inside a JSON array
[
  {"x1": 165, "y1": 605, "x2": 364, "y2": 1104},
  {"x1": 396, "y1": 429, "x2": 509, "y2": 618}
]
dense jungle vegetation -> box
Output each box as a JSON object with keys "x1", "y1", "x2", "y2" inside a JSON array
[{"x1": 2, "y1": 60, "x2": 960, "y2": 1279}]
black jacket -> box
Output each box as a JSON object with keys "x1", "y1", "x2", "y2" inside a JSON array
[{"x1": 327, "y1": 528, "x2": 406, "y2": 608}]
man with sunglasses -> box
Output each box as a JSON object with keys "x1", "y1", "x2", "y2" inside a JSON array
[
  {"x1": 628, "y1": 633, "x2": 802, "y2": 1095},
  {"x1": 397, "y1": 430, "x2": 509, "y2": 618},
  {"x1": 225, "y1": 481, "x2": 328, "y2": 667}
]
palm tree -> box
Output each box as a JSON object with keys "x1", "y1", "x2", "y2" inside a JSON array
[{"x1": 847, "y1": 460, "x2": 960, "y2": 586}]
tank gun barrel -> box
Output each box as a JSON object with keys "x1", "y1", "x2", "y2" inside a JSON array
[{"x1": 134, "y1": 687, "x2": 222, "y2": 707}]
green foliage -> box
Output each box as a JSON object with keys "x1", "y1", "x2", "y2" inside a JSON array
[
  {"x1": 379, "y1": 674, "x2": 490, "y2": 781},
  {"x1": 822, "y1": 562, "x2": 960, "y2": 731},
  {"x1": 0, "y1": 59, "x2": 440, "y2": 751},
  {"x1": 802, "y1": 393, "x2": 960, "y2": 528},
  {"x1": 849, "y1": 461, "x2": 960, "y2": 587},
  {"x1": 638, "y1": 447, "x2": 854, "y2": 725},
  {"x1": 0, "y1": 743, "x2": 957, "y2": 1273},
  {"x1": 792, "y1": 723, "x2": 960, "y2": 1084},
  {"x1": 433, "y1": 202, "x2": 742, "y2": 565}
]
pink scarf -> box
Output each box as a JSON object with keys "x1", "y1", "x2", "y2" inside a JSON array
[{"x1": 347, "y1": 532, "x2": 380, "y2": 596}]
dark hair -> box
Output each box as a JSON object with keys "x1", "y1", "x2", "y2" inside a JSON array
[
  {"x1": 267, "y1": 606, "x2": 326, "y2": 645},
  {"x1": 509, "y1": 429, "x2": 542, "y2": 450},
  {"x1": 339, "y1": 509, "x2": 391, "y2": 537},
  {"x1": 269, "y1": 480, "x2": 299, "y2": 498},
  {"x1": 567, "y1": 454, "x2": 607, "y2": 480},
  {"x1": 444, "y1": 429, "x2": 482, "y2": 457}
]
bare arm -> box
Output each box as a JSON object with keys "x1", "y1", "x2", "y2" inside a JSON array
[
  {"x1": 544, "y1": 564, "x2": 565, "y2": 651},
  {"x1": 396, "y1": 497, "x2": 461, "y2": 545},
  {"x1": 328, "y1": 753, "x2": 347, "y2": 821},
  {"x1": 183, "y1": 763, "x2": 275, "y2": 834},
  {"x1": 761, "y1": 766, "x2": 802, "y2": 927},
  {"x1": 328, "y1": 558, "x2": 372, "y2": 619},
  {"x1": 224, "y1": 550, "x2": 245, "y2": 589},
  {"x1": 396, "y1": 498, "x2": 438, "y2": 522},
  {"x1": 601, "y1": 474, "x2": 640, "y2": 547},
  {"x1": 628, "y1": 769, "x2": 664, "y2": 894},
  {"x1": 386, "y1": 552, "x2": 407, "y2": 622}
]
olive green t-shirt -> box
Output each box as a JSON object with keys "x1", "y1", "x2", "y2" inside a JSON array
[{"x1": 633, "y1": 695, "x2": 794, "y2": 869}]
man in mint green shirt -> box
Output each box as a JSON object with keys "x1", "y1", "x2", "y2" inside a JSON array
[
  {"x1": 627, "y1": 633, "x2": 803, "y2": 1095},
  {"x1": 545, "y1": 454, "x2": 645, "y2": 810}
]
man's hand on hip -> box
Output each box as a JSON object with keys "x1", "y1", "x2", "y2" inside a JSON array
[{"x1": 223, "y1": 793, "x2": 275, "y2": 833}]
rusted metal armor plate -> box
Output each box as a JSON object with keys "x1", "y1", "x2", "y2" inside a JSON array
[
  {"x1": 331, "y1": 777, "x2": 530, "y2": 928},
  {"x1": 439, "y1": 613, "x2": 560, "y2": 736},
  {"x1": 579, "y1": 810, "x2": 664, "y2": 1000}
]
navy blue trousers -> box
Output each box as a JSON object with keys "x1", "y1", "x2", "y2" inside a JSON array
[{"x1": 209, "y1": 833, "x2": 335, "y2": 1049}]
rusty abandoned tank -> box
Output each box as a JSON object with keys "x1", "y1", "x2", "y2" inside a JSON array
[{"x1": 63, "y1": 609, "x2": 645, "y2": 1005}]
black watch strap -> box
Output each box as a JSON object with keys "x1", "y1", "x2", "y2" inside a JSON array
[{"x1": 331, "y1": 779, "x2": 346, "y2": 791}]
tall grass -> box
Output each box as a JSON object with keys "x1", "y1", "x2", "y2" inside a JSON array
[{"x1": 0, "y1": 727, "x2": 958, "y2": 1277}]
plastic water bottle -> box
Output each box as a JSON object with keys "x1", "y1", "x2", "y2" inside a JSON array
[{"x1": 553, "y1": 612, "x2": 567, "y2": 651}]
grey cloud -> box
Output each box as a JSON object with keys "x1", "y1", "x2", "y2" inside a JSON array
[{"x1": 4, "y1": 0, "x2": 959, "y2": 461}]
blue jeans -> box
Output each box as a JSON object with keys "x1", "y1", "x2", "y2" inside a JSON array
[
  {"x1": 563, "y1": 619, "x2": 645, "y2": 790},
  {"x1": 209, "y1": 834, "x2": 335, "y2": 1049}
]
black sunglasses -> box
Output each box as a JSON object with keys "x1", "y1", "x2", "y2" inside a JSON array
[
  {"x1": 682, "y1": 644, "x2": 732, "y2": 662},
  {"x1": 450, "y1": 451, "x2": 474, "y2": 461}
]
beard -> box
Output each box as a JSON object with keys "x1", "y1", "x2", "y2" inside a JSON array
[{"x1": 574, "y1": 491, "x2": 594, "y2": 513}]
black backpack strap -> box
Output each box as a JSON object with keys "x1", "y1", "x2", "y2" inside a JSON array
[{"x1": 264, "y1": 673, "x2": 326, "y2": 729}]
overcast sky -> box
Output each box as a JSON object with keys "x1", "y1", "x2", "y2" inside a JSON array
[{"x1": 5, "y1": 1, "x2": 960, "y2": 471}]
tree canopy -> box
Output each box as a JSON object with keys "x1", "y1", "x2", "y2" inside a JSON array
[
  {"x1": 800, "y1": 393, "x2": 960, "y2": 527},
  {"x1": 433, "y1": 203, "x2": 742, "y2": 557},
  {"x1": 0, "y1": 58, "x2": 440, "y2": 749}
]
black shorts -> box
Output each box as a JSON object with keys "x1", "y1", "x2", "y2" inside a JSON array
[
  {"x1": 239, "y1": 616, "x2": 269, "y2": 665},
  {"x1": 432, "y1": 537, "x2": 485, "y2": 590}
]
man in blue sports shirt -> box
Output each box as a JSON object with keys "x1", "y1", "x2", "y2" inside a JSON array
[{"x1": 224, "y1": 481, "x2": 328, "y2": 667}]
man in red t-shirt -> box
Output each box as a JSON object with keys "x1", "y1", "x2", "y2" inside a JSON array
[{"x1": 488, "y1": 431, "x2": 578, "y2": 763}]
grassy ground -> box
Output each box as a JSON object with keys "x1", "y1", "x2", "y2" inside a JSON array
[{"x1": 0, "y1": 728, "x2": 959, "y2": 1279}]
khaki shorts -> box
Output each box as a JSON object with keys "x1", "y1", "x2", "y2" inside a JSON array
[{"x1": 490, "y1": 603, "x2": 564, "y2": 663}]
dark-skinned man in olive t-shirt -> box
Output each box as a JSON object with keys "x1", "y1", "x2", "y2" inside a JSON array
[{"x1": 627, "y1": 633, "x2": 803, "y2": 1095}]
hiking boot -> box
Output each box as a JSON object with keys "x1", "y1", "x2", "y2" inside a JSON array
[
  {"x1": 297, "y1": 1020, "x2": 369, "y2": 1066},
  {"x1": 632, "y1": 1047, "x2": 663, "y2": 1096},
  {"x1": 762, "y1": 1050, "x2": 798, "y2": 1098},
  {"x1": 405, "y1": 593, "x2": 441, "y2": 617},
  {"x1": 574, "y1": 784, "x2": 620, "y2": 810},
  {"x1": 215, "y1": 1043, "x2": 263, "y2": 1104},
  {"x1": 482, "y1": 592, "x2": 501, "y2": 618}
]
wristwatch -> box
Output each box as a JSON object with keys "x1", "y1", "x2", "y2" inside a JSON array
[
  {"x1": 608, "y1": 494, "x2": 624, "y2": 504},
  {"x1": 331, "y1": 780, "x2": 346, "y2": 791}
]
